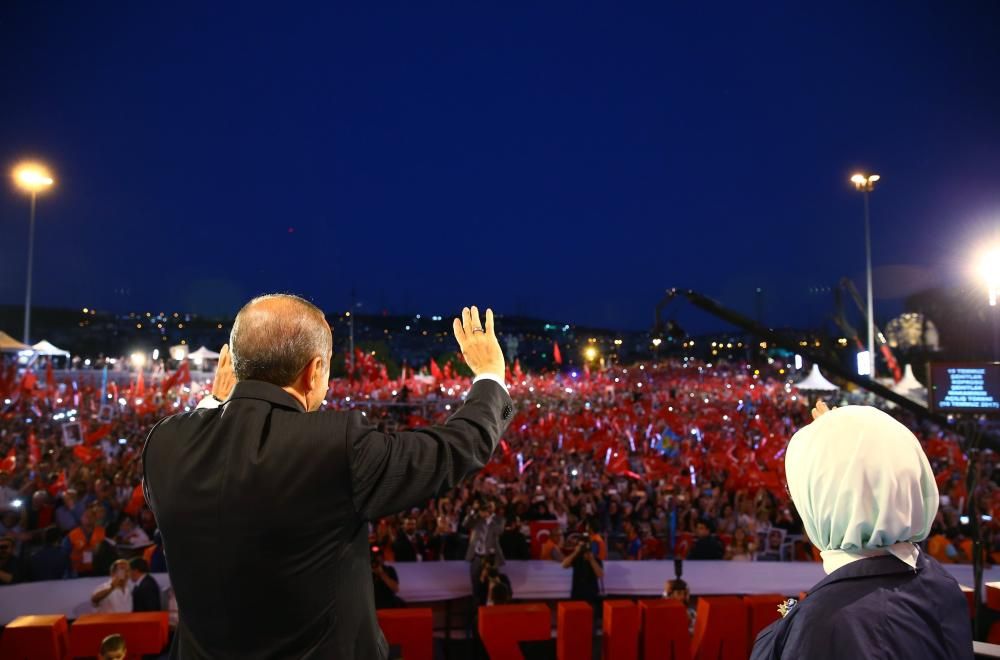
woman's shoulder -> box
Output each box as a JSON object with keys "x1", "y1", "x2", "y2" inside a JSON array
[{"x1": 751, "y1": 594, "x2": 875, "y2": 660}]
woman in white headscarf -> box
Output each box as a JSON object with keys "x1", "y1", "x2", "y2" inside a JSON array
[{"x1": 751, "y1": 404, "x2": 972, "y2": 659}]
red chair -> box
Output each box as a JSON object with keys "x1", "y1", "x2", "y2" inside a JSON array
[
  {"x1": 742, "y1": 594, "x2": 784, "y2": 648},
  {"x1": 603, "y1": 600, "x2": 640, "y2": 660},
  {"x1": 556, "y1": 601, "x2": 592, "y2": 660},
  {"x1": 691, "y1": 596, "x2": 747, "y2": 660},
  {"x1": 377, "y1": 609, "x2": 432, "y2": 660},
  {"x1": 478, "y1": 604, "x2": 550, "y2": 660},
  {"x1": 0, "y1": 614, "x2": 70, "y2": 660},
  {"x1": 639, "y1": 599, "x2": 691, "y2": 660},
  {"x1": 70, "y1": 612, "x2": 169, "y2": 660},
  {"x1": 986, "y1": 581, "x2": 1000, "y2": 612}
]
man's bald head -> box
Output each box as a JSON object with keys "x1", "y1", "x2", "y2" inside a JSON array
[{"x1": 230, "y1": 294, "x2": 332, "y2": 387}]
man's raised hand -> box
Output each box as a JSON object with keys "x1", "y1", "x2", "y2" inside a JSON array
[
  {"x1": 211, "y1": 343, "x2": 236, "y2": 401},
  {"x1": 452, "y1": 306, "x2": 506, "y2": 379}
]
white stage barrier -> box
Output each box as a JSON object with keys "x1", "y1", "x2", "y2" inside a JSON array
[{"x1": 2, "y1": 561, "x2": 997, "y2": 625}]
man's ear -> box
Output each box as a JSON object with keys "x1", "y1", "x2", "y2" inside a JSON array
[{"x1": 307, "y1": 356, "x2": 325, "y2": 391}]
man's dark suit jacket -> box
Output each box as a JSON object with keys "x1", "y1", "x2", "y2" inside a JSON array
[
  {"x1": 142, "y1": 378, "x2": 513, "y2": 659},
  {"x1": 750, "y1": 550, "x2": 972, "y2": 659},
  {"x1": 131, "y1": 573, "x2": 162, "y2": 612}
]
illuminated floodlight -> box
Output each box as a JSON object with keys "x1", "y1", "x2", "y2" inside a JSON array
[
  {"x1": 977, "y1": 247, "x2": 1000, "y2": 306},
  {"x1": 856, "y1": 351, "x2": 871, "y2": 376}
]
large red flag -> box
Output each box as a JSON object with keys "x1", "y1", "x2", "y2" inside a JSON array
[
  {"x1": 553, "y1": 342, "x2": 562, "y2": 365},
  {"x1": 430, "y1": 358, "x2": 443, "y2": 380}
]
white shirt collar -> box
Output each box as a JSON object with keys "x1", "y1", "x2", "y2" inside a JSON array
[{"x1": 820, "y1": 542, "x2": 919, "y2": 575}]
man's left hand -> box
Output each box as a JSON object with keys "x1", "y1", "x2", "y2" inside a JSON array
[{"x1": 212, "y1": 344, "x2": 236, "y2": 401}]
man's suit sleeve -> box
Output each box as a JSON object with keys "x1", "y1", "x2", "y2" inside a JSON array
[{"x1": 347, "y1": 379, "x2": 514, "y2": 521}]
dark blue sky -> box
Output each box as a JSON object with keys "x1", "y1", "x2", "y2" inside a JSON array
[{"x1": 2, "y1": 3, "x2": 999, "y2": 331}]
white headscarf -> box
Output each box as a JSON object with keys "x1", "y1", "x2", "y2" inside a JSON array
[{"x1": 785, "y1": 405, "x2": 939, "y2": 574}]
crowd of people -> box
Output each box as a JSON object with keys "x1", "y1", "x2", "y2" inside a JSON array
[{"x1": 1, "y1": 353, "x2": 998, "y2": 607}]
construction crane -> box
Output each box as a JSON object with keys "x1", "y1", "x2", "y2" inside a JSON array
[{"x1": 653, "y1": 288, "x2": 939, "y2": 422}]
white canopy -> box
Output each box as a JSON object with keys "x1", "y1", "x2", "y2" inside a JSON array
[
  {"x1": 188, "y1": 346, "x2": 221, "y2": 361},
  {"x1": 795, "y1": 364, "x2": 840, "y2": 392},
  {"x1": 892, "y1": 364, "x2": 927, "y2": 402},
  {"x1": 0, "y1": 331, "x2": 31, "y2": 354},
  {"x1": 32, "y1": 340, "x2": 70, "y2": 357}
]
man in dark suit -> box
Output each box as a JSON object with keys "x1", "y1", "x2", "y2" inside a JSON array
[
  {"x1": 129, "y1": 557, "x2": 161, "y2": 612},
  {"x1": 142, "y1": 295, "x2": 512, "y2": 659}
]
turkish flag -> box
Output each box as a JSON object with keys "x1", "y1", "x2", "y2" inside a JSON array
[
  {"x1": 529, "y1": 521, "x2": 559, "y2": 559},
  {"x1": 430, "y1": 359, "x2": 443, "y2": 380},
  {"x1": 124, "y1": 482, "x2": 146, "y2": 516},
  {"x1": 553, "y1": 342, "x2": 562, "y2": 365},
  {"x1": 73, "y1": 445, "x2": 103, "y2": 465},
  {"x1": 84, "y1": 424, "x2": 113, "y2": 446}
]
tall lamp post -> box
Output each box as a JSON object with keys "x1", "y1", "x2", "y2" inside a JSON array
[
  {"x1": 851, "y1": 172, "x2": 880, "y2": 378},
  {"x1": 12, "y1": 162, "x2": 55, "y2": 345}
]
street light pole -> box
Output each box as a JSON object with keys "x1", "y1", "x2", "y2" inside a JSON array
[
  {"x1": 862, "y1": 188, "x2": 875, "y2": 378},
  {"x1": 12, "y1": 162, "x2": 55, "y2": 346},
  {"x1": 852, "y1": 172, "x2": 880, "y2": 378},
  {"x1": 24, "y1": 191, "x2": 37, "y2": 345}
]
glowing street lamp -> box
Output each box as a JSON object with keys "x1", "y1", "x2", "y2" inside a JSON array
[
  {"x1": 583, "y1": 346, "x2": 599, "y2": 362},
  {"x1": 977, "y1": 247, "x2": 1000, "y2": 358},
  {"x1": 11, "y1": 161, "x2": 55, "y2": 344},
  {"x1": 851, "y1": 171, "x2": 880, "y2": 378}
]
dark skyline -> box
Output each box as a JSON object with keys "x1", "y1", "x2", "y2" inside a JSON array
[{"x1": 2, "y1": 3, "x2": 999, "y2": 333}]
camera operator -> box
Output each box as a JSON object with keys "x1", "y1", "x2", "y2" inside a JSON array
[
  {"x1": 370, "y1": 546, "x2": 403, "y2": 610},
  {"x1": 479, "y1": 555, "x2": 513, "y2": 606},
  {"x1": 562, "y1": 534, "x2": 603, "y2": 610}
]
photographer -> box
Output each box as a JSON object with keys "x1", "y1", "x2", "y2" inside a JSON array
[
  {"x1": 370, "y1": 546, "x2": 403, "y2": 610},
  {"x1": 464, "y1": 499, "x2": 504, "y2": 603},
  {"x1": 562, "y1": 534, "x2": 603, "y2": 609},
  {"x1": 479, "y1": 555, "x2": 512, "y2": 606}
]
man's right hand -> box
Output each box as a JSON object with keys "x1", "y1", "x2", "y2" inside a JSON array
[{"x1": 452, "y1": 306, "x2": 506, "y2": 380}]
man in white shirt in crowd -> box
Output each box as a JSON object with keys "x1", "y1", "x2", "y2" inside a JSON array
[{"x1": 91, "y1": 559, "x2": 132, "y2": 613}]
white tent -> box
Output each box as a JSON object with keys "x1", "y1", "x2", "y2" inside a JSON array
[
  {"x1": 892, "y1": 364, "x2": 927, "y2": 402},
  {"x1": 32, "y1": 340, "x2": 70, "y2": 357},
  {"x1": 0, "y1": 331, "x2": 31, "y2": 354},
  {"x1": 795, "y1": 364, "x2": 840, "y2": 391},
  {"x1": 188, "y1": 346, "x2": 221, "y2": 361}
]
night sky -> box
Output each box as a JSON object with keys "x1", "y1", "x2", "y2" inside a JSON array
[{"x1": 2, "y1": 3, "x2": 999, "y2": 332}]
